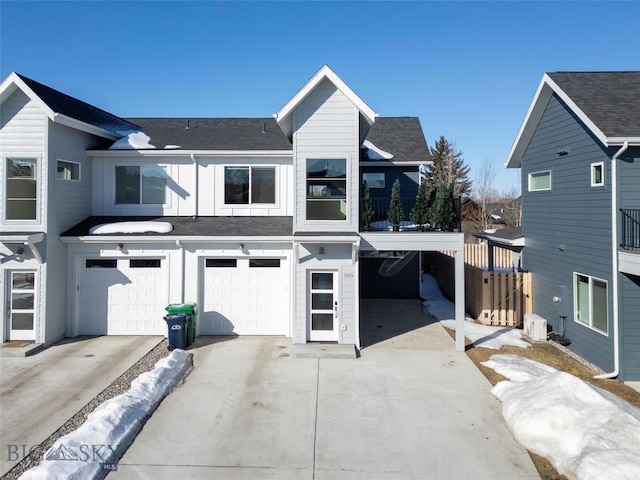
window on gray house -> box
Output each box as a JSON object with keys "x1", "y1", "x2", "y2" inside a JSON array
[
  {"x1": 6, "y1": 158, "x2": 38, "y2": 220},
  {"x1": 528, "y1": 170, "x2": 551, "y2": 191},
  {"x1": 57, "y1": 160, "x2": 80, "y2": 181},
  {"x1": 115, "y1": 165, "x2": 167, "y2": 204},
  {"x1": 224, "y1": 166, "x2": 275, "y2": 204},
  {"x1": 574, "y1": 273, "x2": 608, "y2": 334},
  {"x1": 306, "y1": 159, "x2": 347, "y2": 220}
]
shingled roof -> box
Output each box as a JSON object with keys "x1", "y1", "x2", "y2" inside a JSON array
[
  {"x1": 15, "y1": 73, "x2": 140, "y2": 135},
  {"x1": 365, "y1": 117, "x2": 431, "y2": 163},
  {"x1": 548, "y1": 71, "x2": 640, "y2": 138}
]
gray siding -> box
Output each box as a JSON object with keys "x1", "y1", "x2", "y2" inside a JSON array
[
  {"x1": 293, "y1": 78, "x2": 359, "y2": 232},
  {"x1": 621, "y1": 273, "x2": 640, "y2": 380},
  {"x1": 619, "y1": 149, "x2": 640, "y2": 210},
  {"x1": 521, "y1": 94, "x2": 615, "y2": 372}
]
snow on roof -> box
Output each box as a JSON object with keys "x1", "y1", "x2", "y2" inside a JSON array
[
  {"x1": 90, "y1": 221, "x2": 173, "y2": 235},
  {"x1": 362, "y1": 139, "x2": 394, "y2": 160},
  {"x1": 109, "y1": 131, "x2": 156, "y2": 150},
  {"x1": 483, "y1": 354, "x2": 640, "y2": 479}
]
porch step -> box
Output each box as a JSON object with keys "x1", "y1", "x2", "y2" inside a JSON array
[
  {"x1": 0, "y1": 342, "x2": 45, "y2": 357},
  {"x1": 291, "y1": 343, "x2": 357, "y2": 359}
]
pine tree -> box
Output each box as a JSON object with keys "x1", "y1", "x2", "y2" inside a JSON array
[
  {"x1": 429, "y1": 182, "x2": 455, "y2": 230},
  {"x1": 387, "y1": 179, "x2": 404, "y2": 229},
  {"x1": 426, "y1": 136, "x2": 471, "y2": 197},
  {"x1": 361, "y1": 181, "x2": 374, "y2": 229},
  {"x1": 409, "y1": 180, "x2": 429, "y2": 229}
]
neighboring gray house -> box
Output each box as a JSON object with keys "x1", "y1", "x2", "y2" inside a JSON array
[
  {"x1": 1, "y1": 66, "x2": 467, "y2": 351},
  {"x1": 506, "y1": 71, "x2": 640, "y2": 381}
]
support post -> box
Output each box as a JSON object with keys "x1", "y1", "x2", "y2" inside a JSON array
[{"x1": 455, "y1": 247, "x2": 465, "y2": 351}]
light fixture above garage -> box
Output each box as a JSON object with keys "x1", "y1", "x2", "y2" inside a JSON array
[
  {"x1": 117, "y1": 243, "x2": 124, "y2": 251},
  {"x1": 318, "y1": 246, "x2": 325, "y2": 255}
]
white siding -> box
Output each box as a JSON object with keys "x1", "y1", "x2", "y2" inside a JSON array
[{"x1": 293, "y1": 78, "x2": 360, "y2": 232}]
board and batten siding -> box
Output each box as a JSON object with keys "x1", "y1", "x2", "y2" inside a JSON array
[
  {"x1": 293, "y1": 78, "x2": 359, "y2": 232},
  {"x1": 521, "y1": 93, "x2": 615, "y2": 372},
  {"x1": 620, "y1": 273, "x2": 640, "y2": 380},
  {"x1": 0, "y1": 89, "x2": 47, "y2": 230}
]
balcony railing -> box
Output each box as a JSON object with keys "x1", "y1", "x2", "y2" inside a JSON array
[
  {"x1": 361, "y1": 196, "x2": 462, "y2": 232},
  {"x1": 620, "y1": 208, "x2": 640, "y2": 250}
]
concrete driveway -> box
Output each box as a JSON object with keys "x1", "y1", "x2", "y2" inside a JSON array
[
  {"x1": 111, "y1": 300, "x2": 539, "y2": 479},
  {"x1": 0, "y1": 335, "x2": 162, "y2": 476}
]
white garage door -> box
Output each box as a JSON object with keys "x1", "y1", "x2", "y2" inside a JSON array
[
  {"x1": 78, "y1": 258, "x2": 167, "y2": 335},
  {"x1": 202, "y1": 257, "x2": 289, "y2": 335}
]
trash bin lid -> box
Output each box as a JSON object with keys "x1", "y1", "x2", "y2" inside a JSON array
[{"x1": 165, "y1": 303, "x2": 197, "y2": 314}]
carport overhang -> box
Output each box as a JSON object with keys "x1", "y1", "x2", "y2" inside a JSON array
[{"x1": 359, "y1": 232, "x2": 466, "y2": 351}]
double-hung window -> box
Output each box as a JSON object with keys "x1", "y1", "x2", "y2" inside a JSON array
[
  {"x1": 115, "y1": 165, "x2": 167, "y2": 205},
  {"x1": 306, "y1": 159, "x2": 347, "y2": 220},
  {"x1": 224, "y1": 166, "x2": 275, "y2": 204},
  {"x1": 5, "y1": 158, "x2": 38, "y2": 220},
  {"x1": 574, "y1": 273, "x2": 608, "y2": 334}
]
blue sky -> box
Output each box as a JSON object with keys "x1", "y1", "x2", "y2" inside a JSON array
[{"x1": 2, "y1": 1, "x2": 639, "y2": 192}]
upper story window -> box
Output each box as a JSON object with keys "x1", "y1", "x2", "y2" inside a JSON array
[
  {"x1": 57, "y1": 160, "x2": 80, "y2": 181},
  {"x1": 224, "y1": 166, "x2": 276, "y2": 204},
  {"x1": 362, "y1": 172, "x2": 385, "y2": 189},
  {"x1": 574, "y1": 273, "x2": 608, "y2": 335},
  {"x1": 528, "y1": 170, "x2": 551, "y2": 192},
  {"x1": 115, "y1": 165, "x2": 167, "y2": 205},
  {"x1": 591, "y1": 162, "x2": 604, "y2": 187},
  {"x1": 5, "y1": 158, "x2": 37, "y2": 220},
  {"x1": 306, "y1": 159, "x2": 347, "y2": 220}
]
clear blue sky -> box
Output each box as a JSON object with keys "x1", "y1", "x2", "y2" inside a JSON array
[{"x1": 2, "y1": 1, "x2": 639, "y2": 192}]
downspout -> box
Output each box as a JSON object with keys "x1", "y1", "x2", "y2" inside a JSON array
[
  {"x1": 176, "y1": 240, "x2": 186, "y2": 304},
  {"x1": 595, "y1": 141, "x2": 628, "y2": 379},
  {"x1": 191, "y1": 153, "x2": 198, "y2": 219}
]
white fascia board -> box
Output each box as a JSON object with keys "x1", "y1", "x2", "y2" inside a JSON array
[
  {"x1": 274, "y1": 65, "x2": 377, "y2": 138},
  {"x1": 86, "y1": 149, "x2": 293, "y2": 158},
  {"x1": 53, "y1": 113, "x2": 120, "y2": 140},
  {"x1": 606, "y1": 138, "x2": 640, "y2": 147},
  {"x1": 0, "y1": 232, "x2": 45, "y2": 244},
  {"x1": 1, "y1": 72, "x2": 55, "y2": 119},
  {"x1": 293, "y1": 235, "x2": 359, "y2": 244},
  {"x1": 61, "y1": 235, "x2": 294, "y2": 244},
  {"x1": 359, "y1": 161, "x2": 432, "y2": 167}
]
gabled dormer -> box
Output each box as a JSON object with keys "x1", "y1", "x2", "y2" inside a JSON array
[{"x1": 275, "y1": 66, "x2": 377, "y2": 233}]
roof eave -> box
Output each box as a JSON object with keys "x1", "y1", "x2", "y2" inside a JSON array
[
  {"x1": 53, "y1": 113, "x2": 121, "y2": 140},
  {"x1": 86, "y1": 149, "x2": 294, "y2": 157}
]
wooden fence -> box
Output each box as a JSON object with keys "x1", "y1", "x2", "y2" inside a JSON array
[
  {"x1": 424, "y1": 251, "x2": 532, "y2": 327},
  {"x1": 440, "y1": 243, "x2": 514, "y2": 270}
]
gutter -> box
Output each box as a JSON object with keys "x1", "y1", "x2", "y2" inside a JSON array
[
  {"x1": 191, "y1": 153, "x2": 198, "y2": 219},
  {"x1": 595, "y1": 141, "x2": 628, "y2": 380}
]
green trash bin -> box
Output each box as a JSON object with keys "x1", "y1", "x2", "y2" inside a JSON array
[{"x1": 165, "y1": 303, "x2": 197, "y2": 347}]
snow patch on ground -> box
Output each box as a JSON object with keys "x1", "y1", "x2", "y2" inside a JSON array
[
  {"x1": 19, "y1": 349, "x2": 193, "y2": 480},
  {"x1": 90, "y1": 221, "x2": 173, "y2": 234},
  {"x1": 421, "y1": 274, "x2": 529, "y2": 349},
  {"x1": 483, "y1": 354, "x2": 640, "y2": 480},
  {"x1": 109, "y1": 131, "x2": 155, "y2": 149}
]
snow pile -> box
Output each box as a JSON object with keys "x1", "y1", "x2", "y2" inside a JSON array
[
  {"x1": 90, "y1": 221, "x2": 173, "y2": 235},
  {"x1": 20, "y1": 350, "x2": 193, "y2": 480},
  {"x1": 369, "y1": 220, "x2": 419, "y2": 230},
  {"x1": 362, "y1": 140, "x2": 394, "y2": 160},
  {"x1": 483, "y1": 354, "x2": 640, "y2": 480},
  {"x1": 109, "y1": 131, "x2": 155, "y2": 150},
  {"x1": 421, "y1": 274, "x2": 529, "y2": 349}
]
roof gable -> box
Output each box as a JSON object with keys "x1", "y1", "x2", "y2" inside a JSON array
[
  {"x1": 506, "y1": 71, "x2": 640, "y2": 168},
  {"x1": 274, "y1": 65, "x2": 377, "y2": 141},
  {"x1": 0, "y1": 72, "x2": 139, "y2": 140}
]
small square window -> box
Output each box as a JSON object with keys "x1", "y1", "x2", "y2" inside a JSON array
[
  {"x1": 362, "y1": 173, "x2": 385, "y2": 189},
  {"x1": 591, "y1": 162, "x2": 604, "y2": 187},
  {"x1": 528, "y1": 170, "x2": 551, "y2": 191},
  {"x1": 57, "y1": 160, "x2": 80, "y2": 181}
]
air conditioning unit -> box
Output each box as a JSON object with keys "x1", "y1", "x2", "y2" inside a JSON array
[{"x1": 523, "y1": 314, "x2": 547, "y2": 342}]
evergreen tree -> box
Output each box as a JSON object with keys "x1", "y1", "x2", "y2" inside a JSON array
[
  {"x1": 361, "y1": 181, "x2": 374, "y2": 229},
  {"x1": 428, "y1": 182, "x2": 455, "y2": 230},
  {"x1": 426, "y1": 136, "x2": 471, "y2": 197},
  {"x1": 409, "y1": 179, "x2": 429, "y2": 229},
  {"x1": 387, "y1": 179, "x2": 404, "y2": 228}
]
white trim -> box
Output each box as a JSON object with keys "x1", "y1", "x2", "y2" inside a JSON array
[
  {"x1": 274, "y1": 65, "x2": 377, "y2": 140},
  {"x1": 359, "y1": 161, "x2": 432, "y2": 167},
  {"x1": 528, "y1": 170, "x2": 552, "y2": 192},
  {"x1": 56, "y1": 159, "x2": 81, "y2": 182},
  {"x1": 590, "y1": 161, "x2": 604, "y2": 187},
  {"x1": 86, "y1": 149, "x2": 293, "y2": 158},
  {"x1": 3, "y1": 154, "x2": 42, "y2": 224},
  {"x1": 52, "y1": 113, "x2": 120, "y2": 140},
  {"x1": 61, "y1": 236, "x2": 294, "y2": 243},
  {"x1": 573, "y1": 271, "x2": 609, "y2": 336}
]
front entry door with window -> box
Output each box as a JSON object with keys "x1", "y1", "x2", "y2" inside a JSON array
[
  {"x1": 309, "y1": 271, "x2": 339, "y2": 341},
  {"x1": 6, "y1": 271, "x2": 36, "y2": 341}
]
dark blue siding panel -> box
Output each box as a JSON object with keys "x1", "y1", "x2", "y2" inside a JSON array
[
  {"x1": 361, "y1": 166, "x2": 419, "y2": 200},
  {"x1": 521, "y1": 94, "x2": 615, "y2": 372},
  {"x1": 360, "y1": 255, "x2": 420, "y2": 299},
  {"x1": 619, "y1": 150, "x2": 640, "y2": 209},
  {"x1": 621, "y1": 273, "x2": 640, "y2": 381}
]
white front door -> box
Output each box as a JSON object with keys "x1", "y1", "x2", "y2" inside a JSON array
[
  {"x1": 6, "y1": 271, "x2": 36, "y2": 341},
  {"x1": 309, "y1": 271, "x2": 339, "y2": 342}
]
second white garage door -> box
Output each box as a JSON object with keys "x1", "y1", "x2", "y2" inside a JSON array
[{"x1": 201, "y1": 257, "x2": 289, "y2": 335}]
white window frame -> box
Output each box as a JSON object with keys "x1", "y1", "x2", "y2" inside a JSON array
[
  {"x1": 590, "y1": 162, "x2": 604, "y2": 187},
  {"x1": 56, "y1": 159, "x2": 81, "y2": 181},
  {"x1": 4, "y1": 155, "x2": 40, "y2": 223},
  {"x1": 362, "y1": 172, "x2": 385, "y2": 189},
  {"x1": 306, "y1": 158, "x2": 348, "y2": 222},
  {"x1": 223, "y1": 166, "x2": 277, "y2": 205},
  {"x1": 528, "y1": 170, "x2": 551, "y2": 192},
  {"x1": 114, "y1": 164, "x2": 168, "y2": 206},
  {"x1": 573, "y1": 272, "x2": 609, "y2": 335}
]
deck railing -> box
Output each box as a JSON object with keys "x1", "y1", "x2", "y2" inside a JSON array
[
  {"x1": 620, "y1": 208, "x2": 640, "y2": 250},
  {"x1": 362, "y1": 196, "x2": 462, "y2": 232}
]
